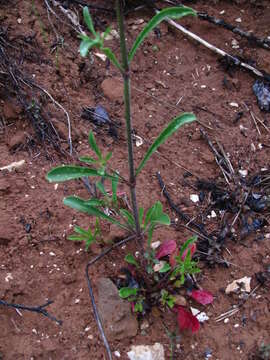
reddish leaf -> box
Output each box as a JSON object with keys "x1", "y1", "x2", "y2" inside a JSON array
[
  {"x1": 190, "y1": 289, "x2": 214, "y2": 305},
  {"x1": 169, "y1": 250, "x2": 177, "y2": 267},
  {"x1": 176, "y1": 306, "x2": 200, "y2": 333},
  {"x1": 181, "y1": 243, "x2": 196, "y2": 261},
  {"x1": 156, "y1": 240, "x2": 177, "y2": 259}
]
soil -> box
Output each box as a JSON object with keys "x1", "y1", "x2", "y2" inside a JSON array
[{"x1": 0, "y1": 1, "x2": 269, "y2": 359}]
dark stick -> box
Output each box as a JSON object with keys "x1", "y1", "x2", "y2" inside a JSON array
[
  {"x1": 198, "y1": 12, "x2": 270, "y2": 51},
  {"x1": 0, "y1": 299, "x2": 62, "y2": 325},
  {"x1": 156, "y1": 171, "x2": 206, "y2": 235},
  {"x1": 85, "y1": 234, "x2": 136, "y2": 360}
]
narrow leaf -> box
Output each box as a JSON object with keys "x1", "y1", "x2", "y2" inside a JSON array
[
  {"x1": 190, "y1": 290, "x2": 214, "y2": 305},
  {"x1": 125, "y1": 254, "x2": 139, "y2": 268},
  {"x1": 88, "y1": 131, "x2": 102, "y2": 159},
  {"x1": 156, "y1": 240, "x2": 177, "y2": 259},
  {"x1": 96, "y1": 181, "x2": 107, "y2": 196},
  {"x1": 154, "y1": 213, "x2": 170, "y2": 226},
  {"x1": 119, "y1": 208, "x2": 135, "y2": 228},
  {"x1": 83, "y1": 7, "x2": 96, "y2": 36},
  {"x1": 159, "y1": 262, "x2": 171, "y2": 273},
  {"x1": 111, "y1": 175, "x2": 119, "y2": 203},
  {"x1": 179, "y1": 236, "x2": 197, "y2": 259},
  {"x1": 63, "y1": 196, "x2": 128, "y2": 229},
  {"x1": 47, "y1": 166, "x2": 104, "y2": 182},
  {"x1": 136, "y1": 113, "x2": 196, "y2": 175},
  {"x1": 139, "y1": 207, "x2": 144, "y2": 226},
  {"x1": 129, "y1": 7, "x2": 196, "y2": 62},
  {"x1": 79, "y1": 156, "x2": 97, "y2": 164},
  {"x1": 119, "y1": 287, "x2": 138, "y2": 299},
  {"x1": 73, "y1": 225, "x2": 90, "y2": 236},
  {"x1": 102, "y1": 47, "x2": 124, "y2": 73}
]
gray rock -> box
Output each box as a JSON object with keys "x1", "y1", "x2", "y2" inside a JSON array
[
  {"x1": 127, "y1": 343, "x2": 165, "y2": 360},
  {"x1": 97, "y1": 277, "x2": 138, "y2": 341}
]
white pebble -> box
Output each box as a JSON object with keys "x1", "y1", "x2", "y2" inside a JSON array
[
  {"x1": 229, "y1": 102, "x2": 239, "y2": 108},
  {"x1": 49, "y1": 252, "x2": 56, "y2": 256},
  {"x1": 235, "y1": 18, "x2": 242, "y2": 22},
  {"x1": 190, "y1": 194, "x2": 199, "y2": 203},
  {"x1": 224, "y1": 318, "x2": 229, "y2": 324},
  {"x1": 114, "y1": 351, "x2": 121, "y2": 358}
]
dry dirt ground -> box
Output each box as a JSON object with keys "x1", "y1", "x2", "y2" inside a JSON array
[{"x1": 0, "y1": 1, "x2": 269, "y2": 359}]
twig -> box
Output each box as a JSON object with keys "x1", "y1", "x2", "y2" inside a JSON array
[
  {"x1": 215, "y1": 284, "x2": 261, "y2": 322},
  {"x1": 85, "y1": 234, "x2": 136, "y2": 360},
  {"x1": 159, "y1": 11, "x2": 270, "y2": 82},
  {"x1": 31, "y1": 83, "x2": 73, "y2": 155},
  {"x1": 0, "y1": 299, "x2": 62, "y2": 325},
  {"x1": 198, "y1": 12, "x2": 270, "y2": 51}
]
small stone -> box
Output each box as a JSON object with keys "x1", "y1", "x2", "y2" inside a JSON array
[
  {"x1": 101, "y1": 78, "x2": 124, "y2": 102},
  {"x1": 190, "y1": 194, "x2": 199, "y2": 203},
  {"x1": 225, "y1": 276, "x2": 251, "y2": 294},
  {"x1": 140, "y1": 319, "x2": 150, "y2": 331},
  {"x1": 98, "y1": 278, "x2": 138, "y2": 341},
  {"x1": 114, "y1": 351, "x2": 121, "y2": 358},
  {"x1": 174, "y1": 295, "x2": 187, "y2": 307},
  {"x1": 229, "y1": 102, "x2": 239, "y2": 107},
  {"x1": 151, "y1": 241, "x2": 161, "y2": 250},
  {"x1": 235, "y1": 18, "x2": 242, "y2": 22},
  {"x1": 239, "y1": 169, "x2": 248, "y2": 177},
  {"x1": 127, "y1": 343, "x2": 165, "y2": 360},
  {"x1": 224, "y1": 318, "x2": 229, "y2": 324}
]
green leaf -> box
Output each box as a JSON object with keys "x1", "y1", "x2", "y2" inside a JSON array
[
  {"x1": 104, "y1": 152, "x2": 113, "y2": 162},
  {"x1": 73, "y1": 225, "x2": 90, "y2": 236},
  {"x1": 102, "y1": 47, "x2": 124, "y2": 73},
  {"x1": 136, "y1": 113, "x2": 196, "y2": 175},
  {"x1": 119, "y1": 209, "x2": 135, "y2": 228},
  {"x1": 46, "y1": 166, "x2": 105, "y2": 182},
  {"x1": 83, "y1": 7, "x2": 96, "y2": 36},
  {"x1": 154, "y1": 213, "x2": 170, "y2": 226},
  {"x1": 79, "y1": 156, "x2": 97, "y2": 164},
  {"x1": 68, "y1": 235, "x2": 85, "y2": 241},
  {"x1": 96, "y1": 181, "x2": 107, "y2": 196},
  {"x1": 144, "y1": 204, "x2": 155, "y2": 228},
  {"x1": 134, "y1": 301, "x2": 143, "y2": 312},
  {"x1": 88, "y1": 131, "x2": 102, "y2": 159},
  {"x1": 63, "y1": 196, "x2": 128, "y2": 229},
  {"x1": 111, "y1": 175, "x2": 119, "y2": 204},
  {"x1": 159, "y1": 262, "x2": 171, "y2": 273},
  {"x1": 80, "y1": 37, "x2": 99, "y2": 57},
  {"x1": 119, "y1": 287, "x2": 138, "y2": 299},
  {"x1": 128, "y1": 7, "x2": 196, "y2": 62},
  {"x1": 85, "y1": 198, "x2": 104, "y2": 207},
  {"x1": 125, "y1": 254, "x2": 139, "y2": 268}
]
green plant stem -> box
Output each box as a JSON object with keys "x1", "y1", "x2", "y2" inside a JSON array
[{"x1": 115, "y1": 0, "x2": 141, "y2": 239}]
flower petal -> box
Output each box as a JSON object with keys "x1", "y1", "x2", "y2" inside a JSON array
[
  {"x1": 190, "y1": 289, "x2": 214, "y2": 305},
  {"x1": 156, "y1": 240, "x2": 177, "y2": 259}
]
